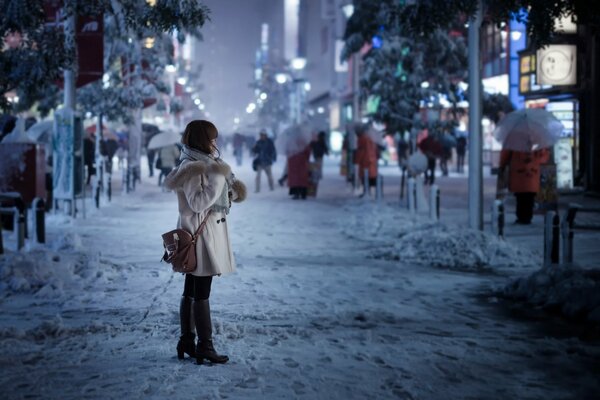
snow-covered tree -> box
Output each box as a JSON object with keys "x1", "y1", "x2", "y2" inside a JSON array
[
  {"x1": 360, "y1": 30, "x2": 467, "y2": 135},
  {"x1": 0, "y1": 0, "x2": 71, "y2": 113},
  {"x1": 344, "y1": 0, "x2": 600, "y2": 53},
  {"x1": 1, "y1": 0, "x2": 210, "y2": 117}
]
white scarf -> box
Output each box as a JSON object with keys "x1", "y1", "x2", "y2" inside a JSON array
[{"x1": 180, "y1": 145, "x2": 232, "y2": 215}]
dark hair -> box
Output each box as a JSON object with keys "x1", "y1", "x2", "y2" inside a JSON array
[{"x1": 181, "y1": 120, "x2": 219, "y2": 155}]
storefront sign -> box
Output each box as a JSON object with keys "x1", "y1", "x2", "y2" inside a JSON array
[
  {"x1": 537, "y1": 45, "x2": 577, "y2": 86},
  {"x1": 535, "y1": 164, "x2": 558, "y2": 213},
  {"x1": 53, "y1": 109, "x2": 84, "y2": 200},
  {"x1": 554, "y1": 138, "x2": 574, "y2": 189}
]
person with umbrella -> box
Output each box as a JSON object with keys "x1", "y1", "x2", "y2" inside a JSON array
[
  {"x1": 495, "y1": 108, "x2": 563, "y2": 224},
  {"x1": 417, "y1": 132, "x2": 443, "y2": 185},
  {"x1": 148, "y1": 130, "x2": 182, "y2": 188},
  {"x1": 354, "y1": 124, "x2": 379, "y2": 196}
]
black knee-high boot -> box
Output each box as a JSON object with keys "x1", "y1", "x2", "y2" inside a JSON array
[
  {"x1": 177, "y1": 296, "x2": 196, "y2": 359},
  {"x1": 193, "y1": 299, "x2": 229, "y2": 364}
]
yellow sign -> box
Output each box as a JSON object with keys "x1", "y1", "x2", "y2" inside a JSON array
[
  {"x1": 520, "y1": 76, "x2": 530, "y2": 93},
  {"x1": 521, "y1": 56, "x2": 531, "y2": 73}
]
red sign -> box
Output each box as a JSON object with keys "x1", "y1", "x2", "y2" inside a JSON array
[
  {"x1": 44, "y1": 0, "x2": 104, "y2": 88},
  {"x1": 75, "y1": 15, "x2": 104, "y2": 87}
]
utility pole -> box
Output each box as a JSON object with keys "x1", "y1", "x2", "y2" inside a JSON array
[
  {"x1": 467, "y1": 1, "x2": 483, "y2": 230},
  {"x1": 64, "y1": 14, "x2": 76, "y2": 111}
]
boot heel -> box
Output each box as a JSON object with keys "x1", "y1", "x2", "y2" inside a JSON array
[
  {"x1": 177, "y1": 348, "x2": 184, "y2": 359},
  {"x1": 196, "y1": 356, "x2": 204, "y2": 365}
]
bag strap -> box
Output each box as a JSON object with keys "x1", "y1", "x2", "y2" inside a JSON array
[{"x1": 192, "y1": 209, "x2": 213, "y2": 239}]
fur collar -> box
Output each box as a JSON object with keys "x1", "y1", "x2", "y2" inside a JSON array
[
  {"x1": 164, "y1": 159, "x2": 231, "y2": 190},
  {"x1": 163, "y1": 159, "x2": 247, "y2": 203}
]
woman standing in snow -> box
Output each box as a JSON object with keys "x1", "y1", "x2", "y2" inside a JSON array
[{"x1": 164, "y1": 120, "x2": 247, "y2": 364}]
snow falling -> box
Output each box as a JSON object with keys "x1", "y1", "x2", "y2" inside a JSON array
[{"x1": 1, "y1": 159, "x2": 599, "y2": 400}]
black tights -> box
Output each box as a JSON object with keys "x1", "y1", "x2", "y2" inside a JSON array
[{"x1": 182, "y1": 274, "x2": 213, "y2": 300}]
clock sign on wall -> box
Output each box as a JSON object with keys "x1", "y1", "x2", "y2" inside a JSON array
[{"x1": 537, "y1": 45, "x2": 577, "y2": 86}]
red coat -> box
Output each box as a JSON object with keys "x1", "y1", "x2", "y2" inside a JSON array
[
  {"x1": 499, "y1": 148, "x2": 550, "y2": 193},
  {"x1": 287, "y1": 145, "x2": 311, "y2": 188},
  {"x1": 355, "y1": 134, "x2": 378, "y2": 178}
]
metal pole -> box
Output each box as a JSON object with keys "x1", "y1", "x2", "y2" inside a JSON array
[
  {"x1": 400, "y1": 168, "x2": 406, "y2": 200},
  {"x1": 544, "y1": 211, "x2": 554, "y2": 267},
  {"x1": 415, "y1": 176, "x2": 425, "y2": 213},
  {"x1": 14, "y1": 207, "x2": 25, "y2": 250},
  {"x1": 353, "y1": 163, "x2": 359, "y2": 190},
  {"x1": 429, "y1": 185, "x2": 439, "y2": 220},
  {"x1": 0, "y1": 211, "x2": 3, "y2": 255},
  {"x1": 376, "y1": 175, "x2": 383, "y2": 201},
  {"x1": 407, "y1": 178, "x2": 415, "y2": 212},
  {"x1": 468, "y1": 1, "x2": 483, "y2": 230},
  {"x1": 64, "y1": 15, "x2": 76, "y2": 110},
  {"x1": 33, "y1": 198, "x2": 45, "y2": 244},
  {"x1": 499, "y1": 200, "x2": 505, "y2": 238},
  {"x1": 551, "y1": 214, "x2": 560, "y2": 264}
]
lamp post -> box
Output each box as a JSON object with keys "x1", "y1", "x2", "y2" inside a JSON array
[
  {"x1": 467, "y1": 1, "x2": 483, "y2": 230},
  {"x1": 290, "y1": 57, "x2": 307, "y2": 124}
]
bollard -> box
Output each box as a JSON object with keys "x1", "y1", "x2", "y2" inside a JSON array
[
  {"x1": 376, "y1": 175, "x2": 383, "y2": 201},
  {"x1": 407, "y1": 178, "x2": 416, "y2": 212},
  {"x1": 14, "y1": 206, "x2": 25, "y2": 250},
  {"x1": 551, "y1": 213, "x2": 560, "y2": 264},
  {"x1": 32, "y1": 198, "x2": 46, "y2": 244},
  {"x1": 561, "y1": 206, "x2": 579, "y2": 264},
  {"x1": 498, "y1": 201, "x2": 505, "y2": 238},
  {"x1": 0, "y1": 212, "x2": 3, "y2": 255},
  {"x1": 544, "y1": 211, "x2": 555, "y2": 267},
  {"x1": 415, "y1": 176, "x2": 425, "y2": 213},
  {"x1": 429, "y1": 185, "x2": 440, "y2": 221},
  {"x1": 107, "y1": 173, "x2": 112, "y2": 201},
  {"x1": 492, "y1": 199, "x2": 505, "y2": 237},
  {"x1": 400, "y1": 168, "x2": 406, "y2": 200},
  {"x1": 364, "y1": 168, "x2": 369, "y2": 197}
]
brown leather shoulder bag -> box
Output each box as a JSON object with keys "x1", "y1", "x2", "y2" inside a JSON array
[{"x1": 161, "y1": 210, "x2": 212, "y2": 273}]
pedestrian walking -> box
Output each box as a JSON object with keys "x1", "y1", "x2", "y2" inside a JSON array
[
  {"x1": 310, "y1": 131, "x2": 329, "y2": 176},
  {"x1": 232, "y1": 132, "x2": 245, "y2": 166},
  {"x1": 287, "y1": 140, "x2": 311, "y2": 200},
  {"x1": 498, "y1": 148, "x2": 550, "y2": 224},
  {"x1": 164, "y1": 119, "x2": 247, "y2": 365},
  {"x1": 251, "y1": 130, "x2": 277, "y2": 192},
  {"x1": 157, "y1": 144, "x2": 180, "y2": 187},
  {"x1": 354, "y1": 125, "x2": 378, "y2": 196},
  {"x1": 147, "y1": 149, "x2": 156, "y2": 177}
]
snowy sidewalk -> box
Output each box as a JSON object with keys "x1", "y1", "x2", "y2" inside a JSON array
[{"x1": 1, "y1": 157, "x2": 599, "y2": 399}]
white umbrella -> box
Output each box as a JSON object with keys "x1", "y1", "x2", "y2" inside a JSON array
[
  {"x1": 276, "y1": 124, "x2": 313, "y2": 156},
  {"x1": 26, "y1": 120, "x2": 54, "y2": 143},
  {"x1": 407, "y1": 151, "x2": 428, "y2": 174},
  {"x1": 147, "y1": 130, "x2": 181, "y2": 150},
  {"x1": 493, "y1": 108, "x2": 564, "y2": 152}
]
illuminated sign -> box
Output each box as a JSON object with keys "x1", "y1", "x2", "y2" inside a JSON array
[{"x1": 537, "y1": 45, "x2": 577, "y2": 86}]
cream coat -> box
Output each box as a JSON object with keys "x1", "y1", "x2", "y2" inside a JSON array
[{"x1": 164, "y1": 158, "x2": 247, "y2": 277}]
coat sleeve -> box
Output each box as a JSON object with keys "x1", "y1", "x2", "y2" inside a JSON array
[
  {"x1": 229, "y1": 177, "x2": 247, "y2": 203},
  {"x1": 182, "y1": 172, "x2": 226, "y2": 214}
]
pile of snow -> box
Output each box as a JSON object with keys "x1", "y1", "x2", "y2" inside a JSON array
[
  {"x1": 342, "y1": 201, "x2": 538, "y2": 271},
  {"x1": 382, "y1": 221, "x2": 538, "y2": 271},
  {"x1": 503, "y1": 266, "x2": 600, "y2": 324},
  {"x1": 0, "y1": 233, "x2": 130, "y2": 300}
]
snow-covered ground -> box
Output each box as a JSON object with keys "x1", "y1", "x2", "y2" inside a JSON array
[{"x1": 1, "y1": 155, "x2": 599, "y2": 400}]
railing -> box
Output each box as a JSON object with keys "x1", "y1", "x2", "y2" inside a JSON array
[
  {"x1": 0, "y1": 192, "x2": 45, "y2": 254},
  {"x1": 543, "y1": 203, "x2": 600, "y2": 266}
]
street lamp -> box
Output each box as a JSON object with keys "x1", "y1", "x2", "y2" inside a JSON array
[
  {"x1": 291, "y1": 57, "x2": 307, "y2": 70},
  {"x1": 275, "y1": 73, "x2": 288, "y2": 84}
]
